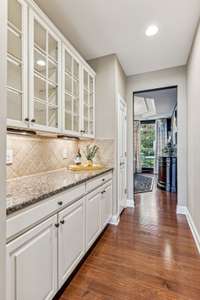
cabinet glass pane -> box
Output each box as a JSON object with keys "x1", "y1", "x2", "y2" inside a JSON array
[
  {"x1": 73, "y1": 99, "x2": 79, "y2": 115},
  {"x1": 7, "y1": 89, "x2": 22, "y2": 120},
  {"x1": 65, "y1": 94, "x2": 72, "y2": 112},
  {"x1": 89, "y1": 76, "x2": 94, "y2": 92},
  {"x1": 34, "y1": 50, "x2": 46, "y2": 77},
  {"x1": 73, "y1": 116, "x2": 79, "y2": 132},
  {"x1": 73, "y1": 79, "x2": 79, "y2": 97},
  {"x1": 48, "y1": 60, "x2": 57, "y2": 83},
  {"x1": 84, "y1": 120, "x2": 89, "y2": 133},
  {"x1": 89, "y1": 122, "x2": 94, "y2": 135},
  {"x1": 90, "y1": 107, "x2": 94, "y2": 121},
  {"x1": 8, "y1": 0, "x2": 22, "y2": 30},
  {"x1": 48, "y1": 34, "x2": 57, "y2": 61},
  {"x1": 34, "y1": 20, "x2": 46, "y2": 52},
  {"x1": 7, "y1": 60, "x2": 22, "y2": 91},
  {"x1": 89, "y1": 93, "x2": 94, "y2": 107},
  {"x1": 65, "y1": 74, "x2": 72, "y2": 94},
  {"x1": 65, "y1": 51, "x2": 72, "y2": 74},
  {"x1": 84, "y1": 104, "x2": 88, "y2": 119},
  {"x1": 84, "y1": 70, "x2": 88, "y2": 89},
  {"x1": 48, "y1": 83, "x2": 57, "y2": 105},
  {"x1": 34, "y1": 76, "x2": 46, "y2": 100},
  {"x1": 65, "y1": 112, "x2": 72, "y2": 130},
  {"x1": 34, "y1": 101, "x2": 46, "y2": 125},
  {"x1": 73, "y1": 60, "x2": 79, "y2": 79},
  {"x1": 8, "y1": 28, "x2": 21, "y2": 60},
  {"x1": 48, "y1": 106, "x2": 58, "y2": 128}
]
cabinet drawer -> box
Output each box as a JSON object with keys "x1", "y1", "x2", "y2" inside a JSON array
[
  {"x1": 7, "y1": 184, "x2": 85, "y2": 241},
  {"x1": 86, "y1": 171, "x2": 112, "y2": 193}
]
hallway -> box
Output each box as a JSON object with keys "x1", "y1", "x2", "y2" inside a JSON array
[{"x1": 57, "y1": 190, "x2": 200, "y2": 300}]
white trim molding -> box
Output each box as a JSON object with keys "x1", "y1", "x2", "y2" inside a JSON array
[
  {"x1": 109, "y1": 215, "x2": 120, "y2": 226},
  {"x1": 176, "y1": 206, "x2": 187, "y2": 215},
  {"x1": 186, "y1": 209, "x2": 200, "y2": 254},
  {"x1": 126, "y1": 198, "x2": 135, "y2": 208},
  {"x1": 177, "y1": 206, "x2": 200, "y2": 254}
]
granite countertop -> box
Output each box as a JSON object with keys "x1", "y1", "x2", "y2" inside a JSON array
[{"x1": 7, "y1": 167, "x2": 113, "y2": 216}]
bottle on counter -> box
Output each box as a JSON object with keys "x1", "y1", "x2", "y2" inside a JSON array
[{"x1": 74, "y1": 149, "x2": 82, "y2": 165}]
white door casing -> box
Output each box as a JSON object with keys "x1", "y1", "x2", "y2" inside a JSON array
[{"x1": 118, "y1": 95, "x2": 127, "y2": 214}]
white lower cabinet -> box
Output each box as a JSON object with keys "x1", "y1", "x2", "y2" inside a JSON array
[
  {"x1": 58, "y1": 198, "x2": 85, "y2": 288},
  {"x1": 6, "y1": 215, "x2": 58, "y2": 300},
  {"x1": 85, "y1": 191, "x2": 101, "y2": 250},
  {"x1": 6, "y1": 175, "x2": 113, "y2": 300},
  {"x1": 101, "y1": 184, "x2": 112, "y2": 229}
]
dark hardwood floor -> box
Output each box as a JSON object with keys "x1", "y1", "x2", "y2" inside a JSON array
[{"x1": 57, "y1": 189, "x2": 200, "y2": 300}]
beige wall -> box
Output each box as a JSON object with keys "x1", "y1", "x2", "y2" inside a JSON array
[
  {"x1": 115, "y1": 57, "x2": 126, "y2": 100},
  {"x1": 89, "y1": 54, "x2": 116, "y2": 140},
  {"x1": 187, "y1": 21, "x2": 200, "y2": 237},
  {"x1": 88, "y1": 54, "x2": 127, "y2": 216},
  {"x1": 0, "y1": 0, "x2": 6, "y2": 298},
  {"x1": 126, "y1": 66, "x2": 187, "y2": 206}
]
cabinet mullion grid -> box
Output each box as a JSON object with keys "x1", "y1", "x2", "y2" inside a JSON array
[
  {"x1": 7, "y1": 0, "x2": 24, "y2": 120},
  {"x1": 46, "y1": 29, "x2": 49, "y2": 127},
  {"x1": 72, "y1": 57, "x2": 74, "y2": 131}
]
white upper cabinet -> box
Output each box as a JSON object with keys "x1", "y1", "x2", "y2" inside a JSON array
[
  {"x1": 6, "y1": 0, "x2": 95, "y2": 137},
  {"x1": 82, "y1": 68, "x2": 95, "y2": 138},
  {"x1": 62, "y1": 47, "x2": 81, "y2": 135},
  {"x1": 7, "y1": 0, "x2": 28, "y2": 128},
  {"x1": 29, "y1": 9, "x2": 62, "y2": 132}
]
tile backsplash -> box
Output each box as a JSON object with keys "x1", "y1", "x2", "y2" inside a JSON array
[{"x1": 7, "y1": 134, "x2": 114, "y2": 179}]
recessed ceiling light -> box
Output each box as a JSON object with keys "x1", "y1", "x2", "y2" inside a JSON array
[
  {"x1": 145, "y1": 25, "x2": 159, "y2": 37},
  {"x1": 36, "y1": 59, "x2": 46, "y2": 66}
]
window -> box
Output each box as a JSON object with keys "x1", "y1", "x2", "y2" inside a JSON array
[{"x1": 140, "y1": 122, "x2": 155, "y2": 169}]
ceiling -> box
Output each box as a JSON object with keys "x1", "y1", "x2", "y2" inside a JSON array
[
  {"x1": 35, "y1": 0, "x2": 200, "y2": 76},
  {"x1": 134, "y1": 87, "x2": 177, "y2": 120}
]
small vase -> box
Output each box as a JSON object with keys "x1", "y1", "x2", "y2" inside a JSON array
[{"x1": 85, "y1": 160, "x2": 93, "y2": 167}]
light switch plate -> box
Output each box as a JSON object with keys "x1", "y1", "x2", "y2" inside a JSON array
[
  {"x1": 6, "y1": 149, "x2": 13, "y2": 165},
  {"x1": 63, "y1": 149, "x2": 68, "y2": 159}
]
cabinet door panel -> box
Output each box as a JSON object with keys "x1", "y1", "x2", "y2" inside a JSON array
[
  {"x1": 101, "y1": 184, "x2": 112, "y2": 229},
  {"x1": 81, "y1": 68, "x2": 95, "y2": 138},
  {"x1": 30, "y1": 10, "x2": 61, "y2": 132},
  {"x1": 6, "y1": 215, "x2": 57, "y2": 300},
  {"x1": 63, "y1": 47, "x2": 81, "y2": 135},
  {"x1": 58, "y1": 198, "x2": 85, "y2": 288},
  {"x1": 86, "y1": 192, "x2": 101, "y2": 250},
  {"x1": 7, "y1": 0, "x2": 28, "y2": 127}
]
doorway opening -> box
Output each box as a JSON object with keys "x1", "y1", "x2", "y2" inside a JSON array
[{"x1": 133, "y1": 86, "x2": 177, "y2": 196}]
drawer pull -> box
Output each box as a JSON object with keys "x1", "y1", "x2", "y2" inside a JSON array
[
  {"x1": 60, "y1": 220, "x2": 65, "y2": 225},
  {"x1": 102, "y1": 178, "x2": 105, "y2": 182},
  {"x1": 101, "y1": 190, "x2": 106, "y2": 194},
  {"x1": 58, "y1": 201, "x2": 63, "y2": 206},
  {"x1": 55, "y1": 223, "x2": 60, "y2": 228}
]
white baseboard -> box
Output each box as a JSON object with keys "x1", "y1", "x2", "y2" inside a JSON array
[
  {"x1": 126, "y1": 198, "x2": 135, "y2": 208},
  {"x1": 109, "y1": 215, "x2": 120, "y2": 226},
  {"x1": 177, "y1": 206, "x2": 200, "y2": 254},
  {"x1": 186, "y1": 209, "x2": 200, "y2": 254},
  {"x1": 176, "y1": 206, "x2": 187, "y2": 215}
]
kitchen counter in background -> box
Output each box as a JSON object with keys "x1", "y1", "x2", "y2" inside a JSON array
[{"x1": 6, "y1": 167, "x2": 113, "y2": 215}]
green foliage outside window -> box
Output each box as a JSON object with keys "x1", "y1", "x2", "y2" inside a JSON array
[{"x1": 140, "y1": 123, "x2": 155, "y2": 168}]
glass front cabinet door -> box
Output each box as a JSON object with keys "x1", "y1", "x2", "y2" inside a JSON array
[
  {"x1": 7, "y1": 0, "x2": 28, "y2": 128},
  {"x1": 63, "y1": 47, "x2": 81, "y2": 135},
  {"x1": 29, "y1": 10, "x2": 61, "y2": 132},
  {"x1": 82, "y1": 68, "x2": 95, "y2": 138}
]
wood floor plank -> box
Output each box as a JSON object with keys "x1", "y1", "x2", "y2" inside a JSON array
[{"x1": 55, "y1": 189, "x2": 200, "y2": 300}]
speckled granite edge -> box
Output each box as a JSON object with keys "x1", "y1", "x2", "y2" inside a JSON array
[{"x1": 7, "y1": 168, "x2": 113, "y2": 216}]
